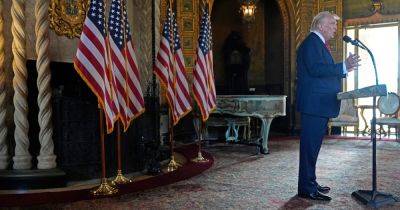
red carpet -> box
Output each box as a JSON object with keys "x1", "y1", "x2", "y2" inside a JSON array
[{"x1": 0, "y1": 144, "x2": 213, "y2": 207}]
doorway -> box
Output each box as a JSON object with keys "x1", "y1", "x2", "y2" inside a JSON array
[{"x1": 210, "y1": 0, "x2": 289, "y2": 133}]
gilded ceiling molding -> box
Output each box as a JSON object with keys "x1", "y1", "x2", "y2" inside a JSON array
[
  {"x1": 0, "y1": 0, "x2": 9, "y2": 170},
  {"x1": 345, "y1": 12, "x2": 400, "y2": 26},
  {"x1": 49, "y1": 0, "x2": 89, "y2": 39}
]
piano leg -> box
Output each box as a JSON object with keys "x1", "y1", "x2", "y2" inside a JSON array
[{"x1": 259, "y1": 117, "x2": 273, "y2": 154}]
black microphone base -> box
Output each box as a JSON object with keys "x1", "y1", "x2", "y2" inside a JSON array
[{"x1": 352, "y1": 190, "x2": 398, "y2": 208}]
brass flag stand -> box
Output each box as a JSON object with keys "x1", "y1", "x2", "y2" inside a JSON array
[
  {"x1": 167, "y1": 109, "x2": 181, "y2": 172},
  {"x1": 191, "y1": 116, "x2": 208, "y2": 163},
  {"x1": 91, "y1": 105, "x2": 118, "y2": 196}
]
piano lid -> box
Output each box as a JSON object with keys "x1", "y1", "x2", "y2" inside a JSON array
[{"x1": 216, "y1": 95, "x2": 287, "y2": 117}]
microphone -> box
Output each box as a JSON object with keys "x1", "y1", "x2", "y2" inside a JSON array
[
  {"x1": 342, "y1": 35, "x2": 355, "y2": 44},
  {"x1": 343, "y1": 35, "x2": 366, "y2": 50}
]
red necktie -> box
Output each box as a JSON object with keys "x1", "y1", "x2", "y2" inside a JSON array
[{"x1": 325, "y1": 42, "x2": 331, "y2": 53}]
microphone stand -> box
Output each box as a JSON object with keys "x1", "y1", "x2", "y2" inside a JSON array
[{"x1": 351, "y1": 40, "x2": 397, "y2": 208}]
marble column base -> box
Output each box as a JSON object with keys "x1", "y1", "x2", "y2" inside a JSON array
[
  {"x1": 37, "y1": 154, "x2": 57, "y2": 169},
  {"x1": 0, "y1": 156, "x2": 9, "y2": 169},
  {"x1": 12, "y1": 155, "x2": 32, "y2": 169}
]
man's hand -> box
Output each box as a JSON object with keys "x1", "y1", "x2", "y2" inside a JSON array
[{"x1": 345, "y1": 53, "x2": 361, "y2": 72}]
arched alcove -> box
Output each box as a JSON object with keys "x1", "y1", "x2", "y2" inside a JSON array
[{"x1": 210, "y1": 0, "x2": 290, "y2": 132}]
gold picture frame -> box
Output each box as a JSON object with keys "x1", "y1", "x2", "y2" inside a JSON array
[
  {"x1": 324, "y1": 6, "x2": 337, "y2": 14},
  {"x1": 182, "y1": 36, "x2": 194, "y2": 50},
  {"x1": 184, "y1": 55, "x2": 195, "y2": 67},
  {"x1": 182, "y1": 18, "x2": 194, "y2": 32},
  {"x1": 49, "y1": 0, "x2": 90, "y2": 39},
  {"x1": 182, "y1": 0, "x2": 194, "y2": 13}
]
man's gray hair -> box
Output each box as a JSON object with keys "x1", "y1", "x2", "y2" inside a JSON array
[{"x1": 310, "y1": 11, "x2": 340, "y2": 31}]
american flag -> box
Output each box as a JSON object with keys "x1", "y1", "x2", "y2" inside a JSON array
[
  {"x1": 193, "y1": 7, "x2": 216, "y2": 122},
  {"x1": 154, "y1": 7, "x2": 192, "y2": 125},
  {"x1": 108, "y1": 0, "x2": 145, "y2": 131},
  {"x1": 74, "y1": 0, "x2": 119, "y2": 134},
  {"x1": 206, "y1": 8, "x2": 216, "y2": 112}
]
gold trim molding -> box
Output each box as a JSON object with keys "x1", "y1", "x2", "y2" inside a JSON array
[
  {"x1": 49, "y1": 0, "x2": 90, "y2": 39},
  {"x1": 345, "y1": 12, "x2": 400, "y2": 27}
]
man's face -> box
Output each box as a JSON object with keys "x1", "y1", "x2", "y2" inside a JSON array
[{"x1": 319, "y1": 16, "x2": 337, "y2": 41}]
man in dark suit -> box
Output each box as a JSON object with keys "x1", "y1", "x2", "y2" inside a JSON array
[{"x1": 296, "y1": 11, "x2": 360, "y2": 201}]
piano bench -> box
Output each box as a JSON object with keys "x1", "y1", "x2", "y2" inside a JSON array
[{"x1": 205, "y1": 115, "x2": 251, "y2": 142}]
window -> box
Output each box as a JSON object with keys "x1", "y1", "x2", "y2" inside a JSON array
[{"x1": 344, "y1": 23, "x2": 399, "y2": 133}]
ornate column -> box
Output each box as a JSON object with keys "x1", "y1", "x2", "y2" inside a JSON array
[
  {"x1": 294, "y1": 0, "x2": 302, "y2": 49},
  {"x1": 294, "y1": 0, "x2": 314, "y2": 49},
  {"x1": 35, "y1": 0, "x2": 56, "y2": 169},
  {"x1": 133, "y1": 0, "x2": 153, "y2": 87},
  {"x1": 12, "y1": 0, "x2": 31, "y2": 169},
  {"x1": 0, "y1": 0, "x2": 9, "y2": 169}
]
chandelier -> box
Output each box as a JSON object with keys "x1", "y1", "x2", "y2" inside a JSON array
[{"x1": 240, "y1": 0, "x2": 257, "y2": 23}]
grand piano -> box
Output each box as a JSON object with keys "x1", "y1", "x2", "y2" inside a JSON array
[{"x1": 214, "y1": 95, "x2": 287, "y2": 154}]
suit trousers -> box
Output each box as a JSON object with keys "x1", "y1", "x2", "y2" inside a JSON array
[{"x1": 298, "y1": 113, "x2": 328, "y2": 194}]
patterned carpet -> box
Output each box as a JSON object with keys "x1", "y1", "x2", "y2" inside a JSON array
[{"x1": 11, "y1": 138, "x2": 400, "y2": 209}]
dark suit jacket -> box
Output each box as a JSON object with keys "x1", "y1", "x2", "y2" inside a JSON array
[{"x1": 296, "y1": 32, "x2": 346, "y2": 118}]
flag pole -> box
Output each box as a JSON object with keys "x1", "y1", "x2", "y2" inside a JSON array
[
  {"x1": 112, "y1": 121, "x2": 132, "y2": 185},
  {"x1": 167, "y1": 108, "x2": 180, "y2": 171},
  {"x1": 191, "y1": 2, "x2": 209, "y2": 163},
  {"x1": 91, "y1": 103, "x2": 118, "y2": 196},
  {"x1": 90, "y1": 0, "x2": 118, "y2": 196},
  {"x1": 166, "y1": 0, "x2": 181, "y2": 172},
  {"x1": 191, "y1": 112, "x2": 208, "y2": 163},
  {"x1": 111, "y1": 0, "x2": 133, "y2": 185}
]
